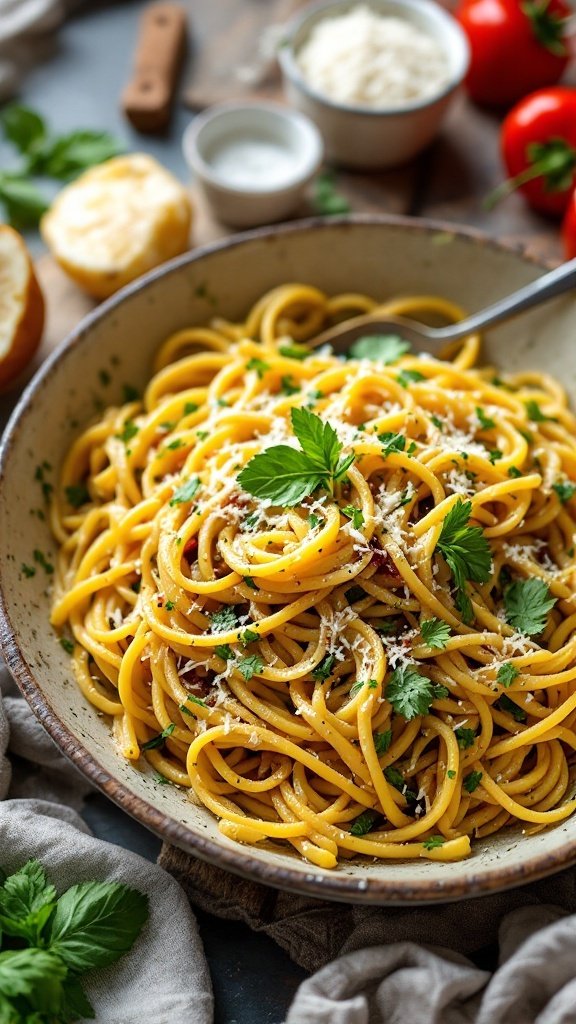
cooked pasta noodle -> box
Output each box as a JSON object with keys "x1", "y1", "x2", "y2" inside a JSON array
[{"x1": 50, "y1": 284, "x2": 576, "y2": 869}]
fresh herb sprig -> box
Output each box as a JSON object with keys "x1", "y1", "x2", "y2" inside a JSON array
[
  {"x1": 385, "y1": 665, "x2": 448, "y2": 721},
  {"x1": 0, "y1": 105, "x2": 122, "y2": 228},
  {"x1": 435, "y1": 500, "x2": 492, "y2": 624},
  {"x1": 503, "y1": 578, "x2": 556, "y2": 636},
  {"x1": 237, "y1": 407, "x2": 354, "y2": 506},
  {"x1": 0, "y1": 859, "x2": 148, "y2": 1023}
]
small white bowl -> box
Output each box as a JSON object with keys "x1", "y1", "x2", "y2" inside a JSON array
[
  {"x1": 182, "y1": 102, "x2": 324, "y2": 228},
  {"x1": 278, "y1": 0, "x2": 470, "y2": 170}
]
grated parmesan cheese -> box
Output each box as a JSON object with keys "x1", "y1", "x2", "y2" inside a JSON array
[{"x1": 296, "y1": 6, "x2": 449, "y2": 109}]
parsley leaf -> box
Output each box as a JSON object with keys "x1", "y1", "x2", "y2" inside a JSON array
[
  {"x1": 350, "y1": 809, "x2": 379, "y2": 836},
  {"x1": 508, "y1": 466, "x2": 522, "y2": 478},
  {"x1": 141, "y1": 723, "x2": 175, "y2": 750},
  {"x1": 497, "y1": 693, "x2": 527, "y2": 722},
  {"x1": 342, "y1": 504, "x2": 364, "y2": 530},
  {"x1": 497, "y1": 662, "x2": 519, "y2": 688},
  {"x1": 420, "y1": 618, "x2": 451, "y2": 650},
  {"x1": 59, "y1": 637, "x2": 74, "y2": 654},
  {"x1": 169, "y1": 476, "x2": 201, "y2": 506},
  {"x1": 241, "y1": 628, "x2": 259, "y2": 645},
  {"x1": 503, "y1": 578, "x2": 556, "y2": 635},
  {"x1": 373, "y1": 729, "x2": 392, "y2": 755},
  {"x1": 422, "y1": 835, "x2": 445, "y2": 850},
  {"x1": 278, "y1": 343, "x2": 310, "y2": 360},
  {"x1": 463, "y1": 770, "x2": 483, "y2": 793},
  {"x1": 378, "y1": 432, "x2": 406, "y2": 457},
  {"x1": 237, "y1": 407, "x2": 354, "y2": 506},
  {"x1": 397, "y1": 369, "x2": 425, "y2": 388},
  {"x1": 348, "y1": 335, "x2": 410, "y2": 364},
  {"x1": 476, "y1": 407, "x2": 495, "y2": 430},
  {"x1": 214, "y1": 644, "x2": 234, "y2": 660},
  {"x1": 280, "y1": 375, "x2": 300, "y2": 396},
  {"x1": 435, "y1": 500, "x2": 492, "y2": 620},
  {"x1": 385, "y1": 665, "x2": 445, "y2": 720},
  {"x1": 62, "y1": 482, "x2": 89, "y2": 510},
  {"x1": 525, "y1": 399, "x2": 556, "y2": 423},
  {"x1": 237, "y1": 654, "x2": 264, "y2": 680},
  {"x1": 209, "y1": 606, "x2": 239, "y2": 632},
  {"x1": 455, "y1": 727, "x2": 476, "y2": 749},
  {"x1": 553, "y1": 481, "x2": 576, "y2": 504},
  {"x1": 116, "y1": 420, "x2": 139, "y2": 444},
  {"x1": 246, "y1": 357, "x2": 270, "y2": 379},
  {"x1": 312, "y1": 653, "x2": 336, "y2": 681}
]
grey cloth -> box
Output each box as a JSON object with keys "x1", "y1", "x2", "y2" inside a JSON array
[
  {"x1": 286, "y1": 907, "x2": 576, "y2": 1023},
  {"x1": 0, "y1": 665, "x2": 213, "y2": 1023}
]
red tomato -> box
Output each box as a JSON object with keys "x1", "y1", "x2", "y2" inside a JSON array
[
  {"x1": 456, "y1": 0, "x2": 571, "y2": 107},
  {"x1": 497, "y1": 87, "x2": 576, "y2": 216},
  {"x1": 562, "y1": 192, "x2": 576, "y2": 258}
]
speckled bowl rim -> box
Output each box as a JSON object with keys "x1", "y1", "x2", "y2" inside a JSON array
[{"x1": 1, "y1": 213, "x2": 572, "y2": 905}]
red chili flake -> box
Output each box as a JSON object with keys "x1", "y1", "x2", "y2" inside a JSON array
[{"x1": 369, "y1": 539, "x2": 401, "y2": 578}]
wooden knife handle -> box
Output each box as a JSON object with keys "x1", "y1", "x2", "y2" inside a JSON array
[{"x1": 122, "y1": 3, "x2": 187, "y2": 133}]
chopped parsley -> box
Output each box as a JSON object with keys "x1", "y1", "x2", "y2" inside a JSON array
[
  {"x1": 165, "y1": 600, "x2": 175, "y2": 611},
  {"x1": 116, "y1": 420, "x2": 139, "y2": 444},
  {"x1": 422, "y1": 835, "x2": 445, "y2": 850},
  {"x1": 420, "y1": 618, "x2": 451, "y2": 650},
  {"x1": 141, "y1": 723, "x2": 176, "y2": 750},
  {"x1": 463, "y1": 770, "x2": 483, "y2": 793},
  {"x1": 488, "y1": 449, "x2": 503, "y2": 464},
  {"x1": 184, "y1": 401, "x2": 199, "y2": 415},
  {"x1": 21, "y1": 563, "x2": 36, "y2": 578},
  {"x1": 312, "y1": 653, "x2": 336, "y2": 681},
  {"x1": 476, "y1": 407, "x2": 495, "y2": 430},
  {"x1": 241, "y1": 628, "x2": 259, "y2": 646},
  {"x1": 308, "y1": 513, "x2": 321, "y2": 529},
  {"x1": 524, "y1": 400, "x2": 556, "y2": 423},
  {"x1": 455, "y1": 727, "x2": 476, "y2": 749},
  {"x1": 350, "y1": 809, "x2": 379, "y2": 837},
  {"x1": 311, "y1": 170, "x2": 351, "y2": 216},
  {"x1": 497, "y1": 694, "x2": 526, "y2": 722},
  {"x1": 65, "y1": 483, "x2": 90, "y2": 508},
  {"x1": 196, "y1": 430, "x2": 209, "y2": 441},
  {"x1": 431, "y1": 415, "x2": 444, "y2": 431},
  {"x1": 508, "y1": 466, "x2": 522, "y2": 478},
  {"x1": 278, "y1": 343, "x2": 310, "y2": 361},
  {"x1": 280, "y1": 375, "x2": 300, "y2": 396},
  {"x1": 187, "y1": 694, "x2": 207, "y2": 708},
  {"x1": 237, "y1": 407, "x2": 354, "y2": 506},
  {"x1": 209, "y1": 606, "x2": 238, "y2": 632},
  {"x1": 397, "y1": 369, "x2": 425, "y2": 388},
  {"x1": 243, "y1": 576, "x2": 258, "y2": 590},
  {"x1": 385, "y1": 665, "x2": 447, "y2": 721},
  {"x1": 237, "y1": 654, "x2": 264, "y2": 680},
  {"x1": 59, "y1": 636, "x2": 74, "y2": 654},
  {"x1": 553, "y1": 481, "x2": 576, "y2": 504},
  {"x1": 347, "y1": 335, "x2": 410, "y2": 364},
  {"x1": 497, "y1": 662, "x2": 519, "y2": 688},
  {"x1": 378, "y1": 432, "x2": 407, "y2": 457},
  {"x1": 447, "y1": 769, "x2": 456, "y2": 779},
  {"x1": 345, "y1": 584, "x2": 366, "y2": 604},
  {"x1": 503, "y1": 578, "x2": 556, "y2": 635},
  {"x1": 373, "y1": 729, "x2": 392, "y2": 755},
  {"x1": 350, "y1": 679, "x2": 378, "y2": 697},
  {"x1": 166, "y1": 439, "x2": 184, "y2": 451},
  {"x1": 33, "y1": 549, "x2": 54, "y2": 575},
  {"x1": 342, "y1": 504, "x2": 364, "y2": 530},
  {"x1": 214, "y1": 644, "x2": 234, "y2": 660},
  {"x1": 246, "y1": 357, "x2": 270, "y2": 378},
  {"x1": 169, "y1": 476, "x2": 201, "y2": 506}
]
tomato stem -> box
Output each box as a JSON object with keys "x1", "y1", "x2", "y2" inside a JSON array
[
  {"x1": 485, "y1": 137, "x2": 576, "y2": 209},
  {"x1": 521, "y1": 0, "x2": 569, "y2": 56}
]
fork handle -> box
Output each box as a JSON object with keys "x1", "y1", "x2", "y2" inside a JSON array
[{"x1": 432, "y1": 256, "x2": 576, "y2": 341}]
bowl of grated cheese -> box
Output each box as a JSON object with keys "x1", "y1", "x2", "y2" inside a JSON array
[{"x1": 278, "y1": 0, "x2": 470, "y2": 168}]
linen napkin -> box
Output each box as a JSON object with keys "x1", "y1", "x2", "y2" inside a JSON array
[{"x1": 0, "y1": 664, "x2": 213, "y2": 1024}]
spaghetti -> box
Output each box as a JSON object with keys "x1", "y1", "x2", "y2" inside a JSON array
[{"x1": 50, "y1": 284, "x2": 576, "y2": 869}]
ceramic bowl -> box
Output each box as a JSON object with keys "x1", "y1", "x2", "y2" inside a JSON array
[
  {"x1": 1, "y1": 216, "x2": 576, "y2": 905},
  {"x1": 182, "y1": 102, "x2": 323, "y2": 228},
  {"x1": 278, "y1": 0, "x2": 470, "y2": 169}
]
